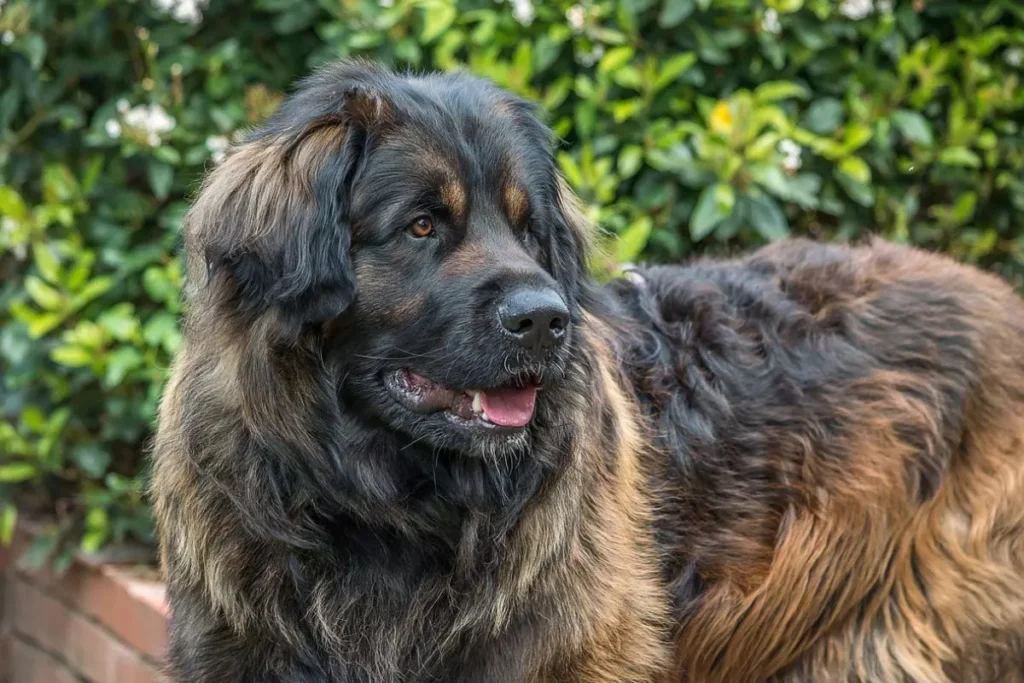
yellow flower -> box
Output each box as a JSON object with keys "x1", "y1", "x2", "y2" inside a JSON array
[{"x1": 710, "y1": 101, "x2": 734, "y2": 135}]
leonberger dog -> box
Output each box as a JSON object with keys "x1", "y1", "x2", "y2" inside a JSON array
[{"x1": 152, "y1": 60, "x2": 1024, "y2": 682}]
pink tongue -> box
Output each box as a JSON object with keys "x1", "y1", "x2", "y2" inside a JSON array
[{"x1": 480, "y1": 386, "x2": 538, "y2": 427}]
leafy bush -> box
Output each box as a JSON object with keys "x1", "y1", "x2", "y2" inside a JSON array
[{"x1": 1, "y1": 0, "x2": 1022, "y2": 565}]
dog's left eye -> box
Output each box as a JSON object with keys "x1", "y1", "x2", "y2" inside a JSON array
[{"x1": 409, "y1": 217, "x2": 435, "y2": 238}]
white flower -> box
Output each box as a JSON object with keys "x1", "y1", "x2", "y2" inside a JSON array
[
  {"x1": 511, "y1": 0, "x2": 533, "y2": 25},
  {"x1": 121, "y1": 103, "x2": 176, "y2": 146},
  {"x1": 778, "y1": 139, "x2": 803, "y2": 172},
  {"x1": 152, "y1": 0, "x2": 207, "y2": 25},
  {"x1": 1006, "y1": 48, "x2": 1023, "y2": 68},
  {"x1": 838, "y1": 0, "x2": 872, "y2": 20},
  {"x1": 105, "y1": 120, "x2": 122, "y2": 138},
  {"x1": 117, "y1": 99, "x2": 130, "y2": 114},
  {"x1": 875, "y1": 0, "x2": 893, "y2": 13},
  {"x1": 379, "y1": 0, "x2": 394, "y2": 6},
  {"x1": 762, "y1": 8, "x2": 781, "y2": 35},
  {"x1": 1, "y1": 31, "x2": 14, "y2": 46},
  {"x1": 206, "y1": 135, "x2": 230, "y2": 164},
  {"x1": 566, "y1": 5, "x2": 586, "y2": 32}
]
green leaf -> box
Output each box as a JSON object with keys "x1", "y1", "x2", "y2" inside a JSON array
[
  {"x1": 0, "y1": 504, "x2": 16, "y2": 546},
  {"x1": 838, "y1": 156, "x2": 872, "y2": 184},
  {"x1": 611, "y1": 99, "x2": 644, "y2": 123},
  {"x1": 754, "y1": 81, "x2": 810, "y2": 103},
  {"x1": 67, "y1": 253, "x2": 97, "y2": 291},
  {"x1": 143, "y1": 266, "x2": 177, "y2": 304},
  {"x1": 834, "y1": 168, "x2": 876, "y2": 207},
  {"x1": 891, "y1": 110, "x2": 934, "y2": 146},
  {"x1": 558, "y1": 154, "x2": 584, "y2": 188},
  {"x1": 575, "y1": 104, "x2": 597, "y2": 138},
  {"x1": 938, "y1": 147, "x2": 982, "y2": 168},
  {"x1": 612, "y1": 67, "x2": 644, "y2": 90},
  {"x1": 33, "y1": 244, "x2": 63, "y2": 285},
  {"x1": 801, "y1": 98, "x2": 844, "y2": 135},
  {"x1": 42, "y1": 163, "x2": 79, "y2": 205},
  {"x1": 0, "y1": 463, "x2": 39, "y2": 483},
  {"x1": 18, "y1": 533, "x2": 59, "y2": 572},
  {"x1": 598, "y1": 46, "x2": 635, "y2": 74},
  {"x1": 73, "y1": 444, "x2": 112, "y2": 481},
  {"x1": 98, "y1": 304, "x2": 140, "y2": 342},
  {"x1": 47, "y1": 408, "x2": 71, "y2": 435},
  {"x1": 27, "y1": 313, "x2": 65, "y2": 339},
  {"x1": 615, "y1": 217, "x2": 653, "y2": 263},
  {"x1": 767, "y1": 0, "x2": 804, "y2": 12},
  {"x1": 422, "y1": 2, "x2": 457, "y2": 43},
  {"x1": 658, "y1": 0, "x2": 695, "y2": 28},
  {"x1": 714, "y1": 183, "x2": 737, "y2": 215},
  {"x1": 618, "y1": 145, "x2": 644, "y2": 178},
  {"x1": 104, "y1": 346, "x2": 145, "y2": 387},
  {"x1": 690, "y1": 183, "x2": 734, "y2": 241},
  {"x1": 0, "y1": 185, "x2": 28, "y2": 220},
  {"x1": 951, "y1": 192, "x2": 977, "y2": 224},
  {"x1": 25, "y1": 276, "x2": 65, "y2": 311},
  {"x1": 147, "y1": 161, "x2": 174, "y2": 201},
  {"x1": 748, "y1": 194, "x2": 790, "y2": 241},
  {"x1": 654, "y1": 53, "x2": 697, "y2": 93},
  {"x1": 52, "y1": 549, "x2": 75, "y2": 577},
  {"x1": 143, "y1": 311, "x2": 182, "y2": 354},
  {"x1": 152, "y1": 146, "x2": 182, "y2": 165},
  {"x1": 51, "y1": 345, "x2": 94, "y2": 367},
  {"x1": 17, "y1": 34, "x2": 48, "y2": 70},
  {"x1": 840, "y1": 123, "x2": 873, "y2": 155},
  {"x1": 81, "y1": 529, "x2": 107, "y2": 555},
  {"x1": 21, "y1": 406, "x2": 47, "y2": 434},
  {"x1": 70, "y1": 277, "x2": 114, "y2": 311}
]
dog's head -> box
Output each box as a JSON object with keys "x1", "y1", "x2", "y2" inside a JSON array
[{"x1": 185, "y1": 61, "x2": 596, "y2": 456}]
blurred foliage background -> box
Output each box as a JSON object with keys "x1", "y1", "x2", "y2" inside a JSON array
[{"x1": 0, "y1": 0, "x2": 1022, "y2": 569}]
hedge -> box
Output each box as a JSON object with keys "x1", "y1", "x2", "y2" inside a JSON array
[{"x1": 1, "y1": 0, "x2": 1022, "y2": 567}]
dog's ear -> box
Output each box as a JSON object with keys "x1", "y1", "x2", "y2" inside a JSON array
[{"x1": 183, "y1": 81, "x2": 393, "y2": 332}]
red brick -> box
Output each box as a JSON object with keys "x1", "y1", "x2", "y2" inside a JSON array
[
  {"x1": 7, "y1": 579, "x2": 71, "y2": 657},
  {"x1": 111, "y1": 648, "x2": 165, "y2": 683},
  {"x1": 0, "y1": 633, "x2": 8, "y2": 683},
  {"x1": 19, "y1": 564, "x2": 167, "y2": 663},
  {"x1": 8, "y1": 637, "x2": 79, "y2": 683}
]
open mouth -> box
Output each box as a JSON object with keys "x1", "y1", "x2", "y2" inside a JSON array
[{"x1": 384, "y1": 368, "x2": 539, "y2": 430}]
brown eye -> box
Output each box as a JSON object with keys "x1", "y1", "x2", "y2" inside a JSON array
[{"x1": 409, "y1": 216, "x2": 434, "y2": 238}]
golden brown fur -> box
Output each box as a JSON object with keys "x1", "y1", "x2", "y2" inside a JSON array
[{"x1": 616, "y1": 240, "x2": 1024, "y2": 683}]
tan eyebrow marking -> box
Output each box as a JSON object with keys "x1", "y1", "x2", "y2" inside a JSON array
[
  {"x1": 504, "y1": 183, "x2": 529, "y2": 225},
  {"x1": 440, "y1": 180, "x2": 468, "y2": 220}
]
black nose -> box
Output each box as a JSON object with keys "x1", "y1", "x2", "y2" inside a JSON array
[{"x1": 498, "y1": 288, "x2": 569, "y2": 354}]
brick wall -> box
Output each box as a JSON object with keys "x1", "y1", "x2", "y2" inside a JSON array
[{"x1": 0, "y1": 532, "x2": 169, "y2": 683}]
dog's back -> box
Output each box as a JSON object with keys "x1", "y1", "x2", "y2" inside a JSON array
[{"x1": 614, "y1": 238, "x2": 1024, "y2": 682}]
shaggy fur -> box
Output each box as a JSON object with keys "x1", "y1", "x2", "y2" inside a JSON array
[{"x1": 152, "y1": 61, "x2": 1024, "y2": 683}]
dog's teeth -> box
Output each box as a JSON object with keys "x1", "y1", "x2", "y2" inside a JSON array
[{"x1": 472, "y1": 391, "x2": 483, "y2": 415}]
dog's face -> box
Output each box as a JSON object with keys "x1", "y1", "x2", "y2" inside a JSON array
[{"x1": 190, "y1": 63, "x2": 591, "y2": 457}]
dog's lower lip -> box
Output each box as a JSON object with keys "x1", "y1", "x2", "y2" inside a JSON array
[{"x1": 384, "y1": 369, "x2": 539, "y2": 428}]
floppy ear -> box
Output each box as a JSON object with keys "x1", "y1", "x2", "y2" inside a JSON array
[{"x1": 183, "y1": 84, "x2": 391, "y2": 332}]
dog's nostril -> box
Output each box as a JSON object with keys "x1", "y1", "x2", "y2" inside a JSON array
[{"x1": 508, "y1": 317, "x2": 534, "y2": 334}]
